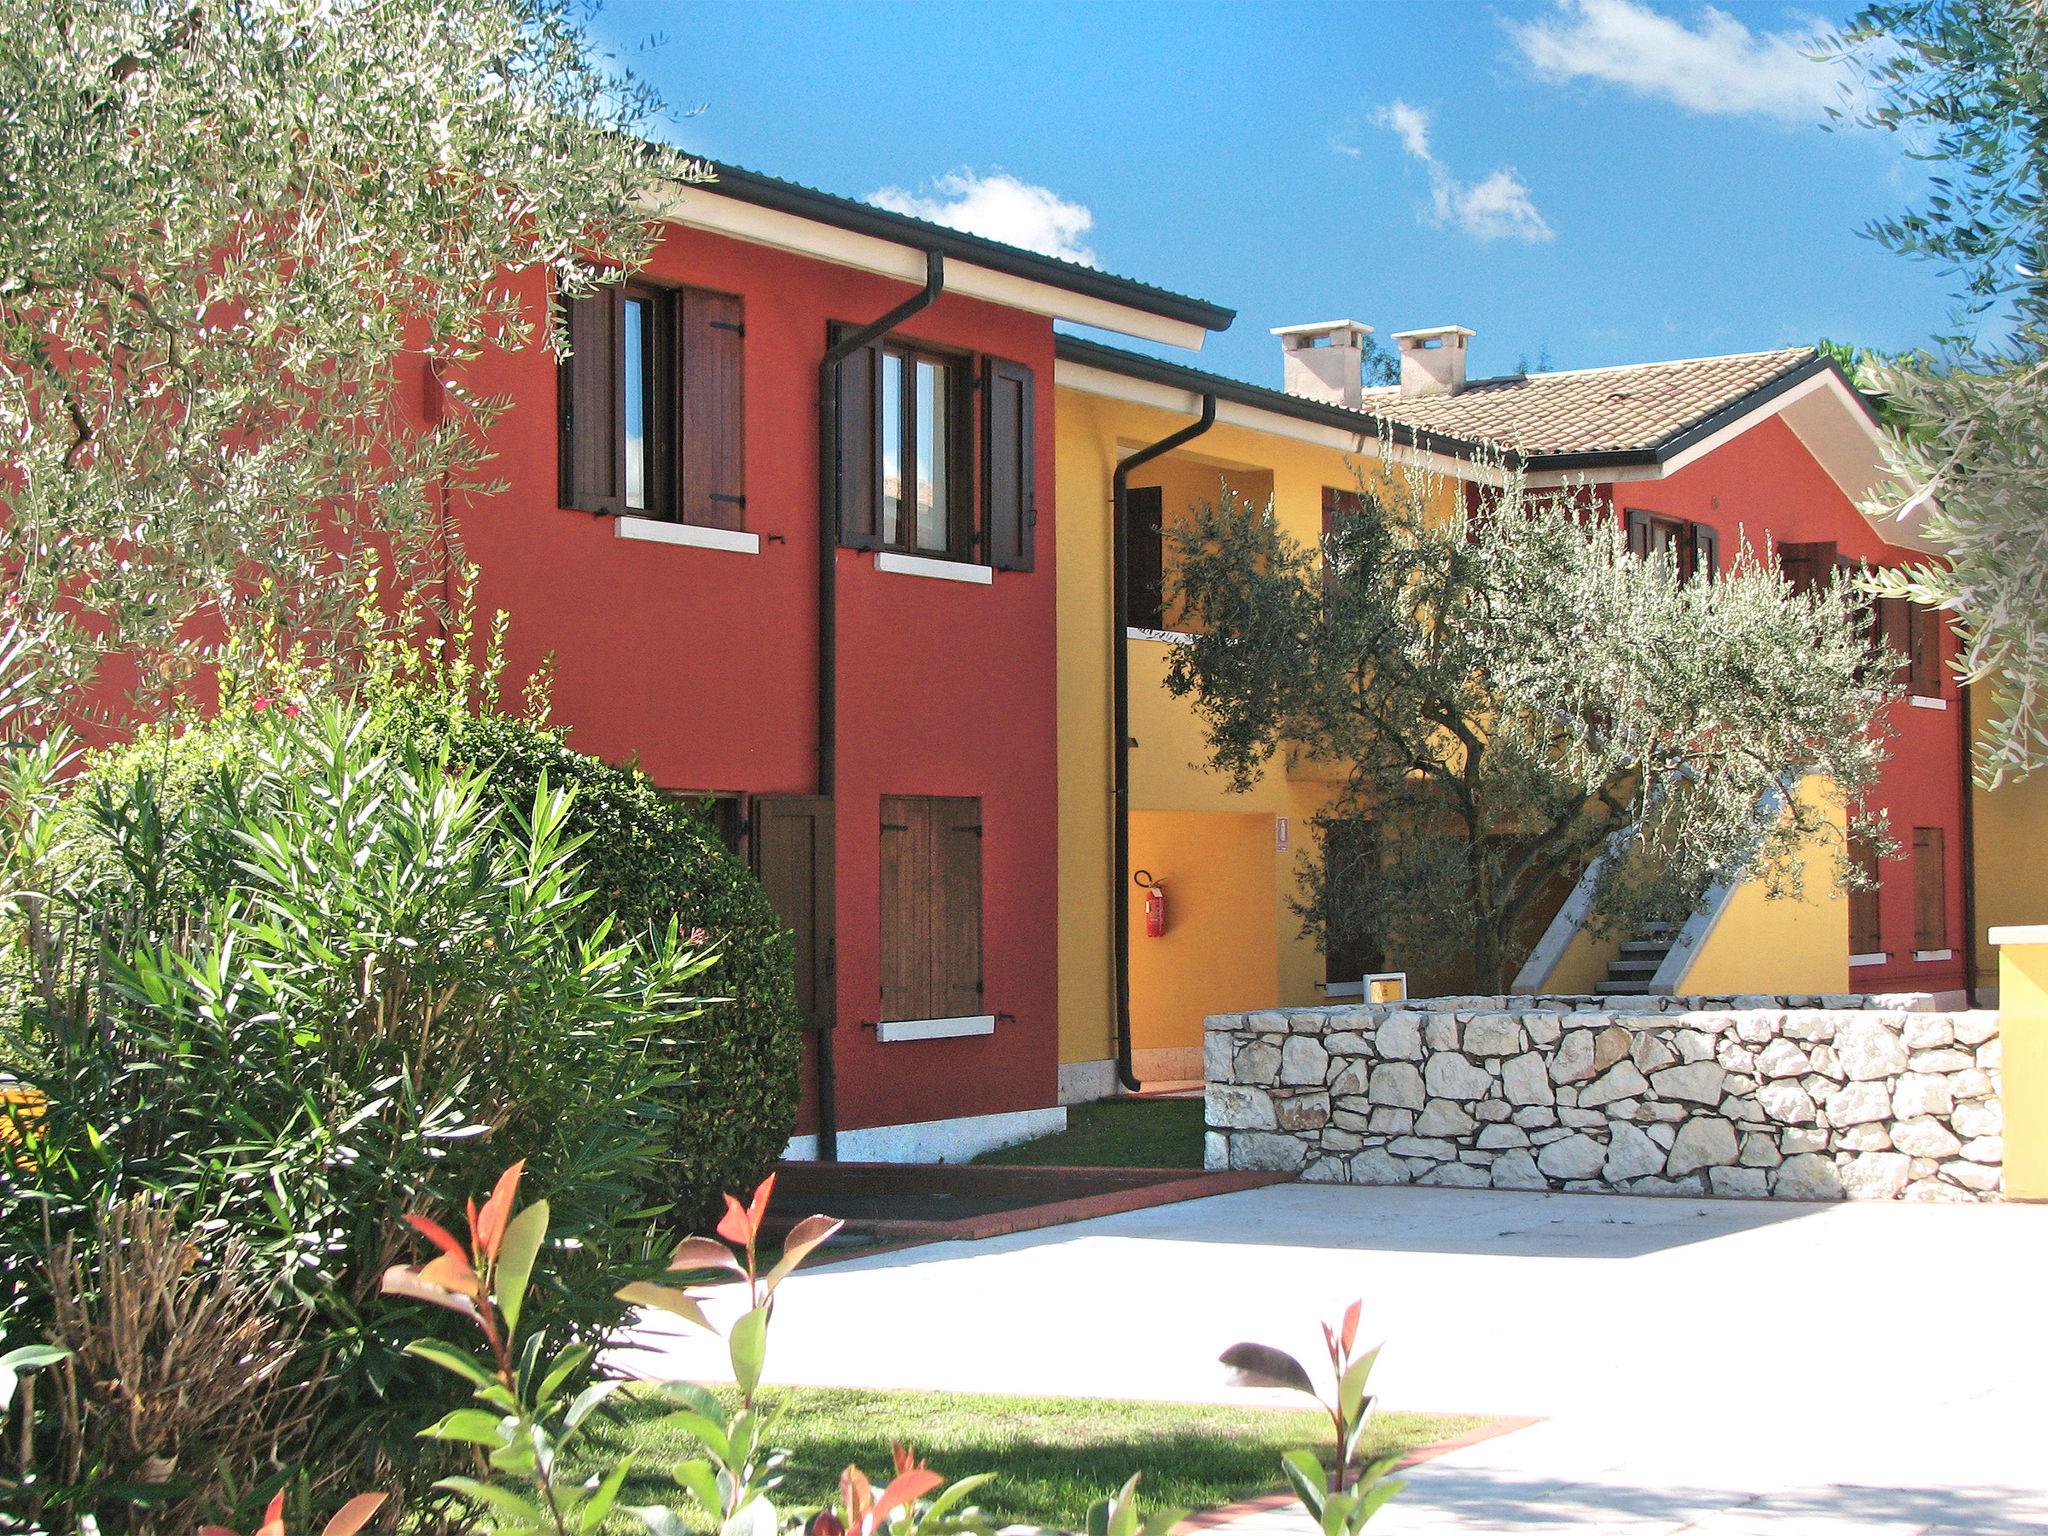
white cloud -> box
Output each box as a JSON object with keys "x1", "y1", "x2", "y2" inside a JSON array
[
  {"x1": 868, "y1": 169, "x2": 1097, "y2": 266},
  {"x1": 1435, "y1": 168, "x2": 1555, "y2": 244},
  {"x1": 1506, "y1": 0, "x2": 1843, "y2": 123},
  {"x1": 1374, "y1": 100, "x2": 1555, "y2": 244},
  {"x1": 1379, "y1": 100, "x2": 1435, "y2": 163}
]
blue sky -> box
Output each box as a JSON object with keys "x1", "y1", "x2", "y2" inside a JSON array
[{"x1": 593, "y1": 0, "x2": 1955, "y2": 388}]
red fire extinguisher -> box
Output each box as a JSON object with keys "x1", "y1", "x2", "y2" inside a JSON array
[{"x1": 1135, "y1": 869, "x2": 1167, "y2": 938}]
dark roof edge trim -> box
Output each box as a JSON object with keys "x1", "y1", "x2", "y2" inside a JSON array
[
  {"x1": 702, "y1": 167, "x2": 1235, "y2": 333},
  {"x1": 1054, "y1": 335, "x2": 1502, "y2": 467},
  {"x1": 1525, "y1": 352, "x2": 1862, "y2": 473}
]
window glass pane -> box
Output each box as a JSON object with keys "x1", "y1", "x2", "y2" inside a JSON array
[
  {"x1": 881, "y1": 352, "x2": 904, "y2": 546},
  {"x1": 623, "y1": 297, "x2": 647, "y2": 511},
  {"x1": 916, "y1": 360, "x2": 948, "y2": 552}
]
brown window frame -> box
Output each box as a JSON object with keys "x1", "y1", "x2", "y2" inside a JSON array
[
  {"x1": 1625, "y1": 508, "x2": 1718, "y2": 582},
  {"x1": 620, "y1": 282, "x2": 676, "y2": 519},
  {"x1": 875, "y1": 341, "x2": 974, "y2": 562},
  {"x1": 557, "y1": 277, "x2": 745, "y2": 529}
]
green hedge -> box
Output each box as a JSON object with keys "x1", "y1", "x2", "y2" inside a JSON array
[
  {"x1": 60, "y1": 700, "x2": 804, "y2": 1226},
  {"x1": 386, "y1": 705, "x2": 803, "y2": 1223}
]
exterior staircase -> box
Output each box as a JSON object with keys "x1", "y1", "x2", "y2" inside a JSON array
[{"x1": 1595, "y1": 921, "x2": 1676, "y2": 995}]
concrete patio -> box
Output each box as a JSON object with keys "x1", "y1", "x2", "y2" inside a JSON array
[{"x1": 618, "y1": 1184, "x2": 2048, "y2": 1534}]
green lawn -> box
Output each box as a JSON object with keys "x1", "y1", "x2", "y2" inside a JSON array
[
  {"x1": 974, "y1": 1098, "x2": 1206, "y2": 1168},
  {"x1": 590, "y1": 1386, "x2": 1489, "y2": 1528}
]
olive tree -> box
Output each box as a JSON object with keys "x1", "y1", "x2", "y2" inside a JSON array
[
  {"x1": 1163, "y1": 473, "x2": 1892, "y2": 992},
  {"x1": 0, "y1": 0, "x2": 703, "y2": 721},
  {"x1": 1822, "y1": 0, "x2": 2048, "y2": 780}
]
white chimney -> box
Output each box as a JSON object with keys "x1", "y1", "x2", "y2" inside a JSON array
[
  {"x1": 1271, "y1": 319, "x2": 1372, "y2": 410},
  {"x1": 1391, "y1": 325, "x2": 1476, "y2": 398}
]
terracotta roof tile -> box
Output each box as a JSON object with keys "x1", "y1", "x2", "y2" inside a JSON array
[{"x1": 1357, "y1": 347, "x2": 1818, "y2": 457}]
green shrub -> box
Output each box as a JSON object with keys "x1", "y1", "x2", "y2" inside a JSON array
[
  {"x1": 380, "y1": 702, "x2": 803, "y2": 1226},
  {"x1": 1, "y1": 701, "x2": 712, "y2": 1517}
]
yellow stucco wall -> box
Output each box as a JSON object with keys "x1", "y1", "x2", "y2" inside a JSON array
[
  {"x1": 1547, "y1": 922, "x2": 1628, "y2": 996},
  {"x1": 1973, "y1": 768, "x2": 2048, "y2": 965},
  {"x1": 1679, "y1": 777, "x2": 1850, "y2": 996},
  {"x1": 1524, "y1": 779, "x2": 1847, "y2": 997},
  {"x1": 1053, "y1": 387, "x2": 1119, "y2": 1071},
  {"x1": 1126, "y1": 810, "x2": 1279, "y2": 1057},
  {"x1": 1054, "y1": 384, "x2": 1441, "y2": 1070},
  {"x1": 1995, "y1": 938, "x2": 2048, "y2": 1200}
]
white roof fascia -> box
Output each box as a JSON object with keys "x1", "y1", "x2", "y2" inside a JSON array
[
  {"x1": 639, "y1": 186, "x2": 1211, "y2": 350},
  {"x1": 1054, "y1": 358, "x2": 1508, "y2": 486},
  {"x1": 1525, "y1": 369, "x2": 1939, "y2": 554}
]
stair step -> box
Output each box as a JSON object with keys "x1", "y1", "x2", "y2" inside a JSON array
[
  {"x1": 1619, "y1": 940, "x2": 1671, "y2": 958},
  {"x1": 1639, "y1": 921, "x2": 1676, "y2": 935},
  {"x1": 1596, "y1": 980, "x2": 1655, "y2": 995},
  {"x1": 1608, "y1": 957, "x2": 1662, "y2": 975}
]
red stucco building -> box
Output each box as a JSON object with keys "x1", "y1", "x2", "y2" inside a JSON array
[
  {"x1": 435, "y1": 167, "x2": 1230, "y2": 1158},
  {"x1": 1359, "y1": 327, "x2": 1972, "y2": 1001}
]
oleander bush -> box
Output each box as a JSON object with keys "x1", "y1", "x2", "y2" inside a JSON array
[
  {"x1": 381, "y1": 699, "x2": 804, "y2": 1228},
  {"x1": 0, "y1": 696, "x2": 715, "y2": 1521}
]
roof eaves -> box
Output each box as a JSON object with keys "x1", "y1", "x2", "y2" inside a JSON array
[
  {"x1": 1054, "y1": 335, "x2": 1503, "y2": 467},
  {"x1": 702, "y1": 165, "x2": 1235, "y2": 333},
  {"x1": 1522, "y1": 350, "x2": 1836, "y2": 470}
]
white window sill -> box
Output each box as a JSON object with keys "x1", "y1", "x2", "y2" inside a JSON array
[
  {"x1": 1914, "y1": 948, "x2": 1954, "y2": 963},
  {"x1": 1849, "y1": 952, "x2": 1888, "y2": 968},
  {"x1": 615, "y1": 516, "x2": 759, "y2": 555},
  {"x1": 874, "y1": 551, "x2": 991, "y2": 585},
  {"x1": 1908, "y1": 695, "x2": 1949, "y2": 711},
  {"x1": 1127, "y1": 627, "x2": 1196, "y2": 644},
  {"x1": 875, "y1": 1014, "x2": 996, "y2": 1043}
]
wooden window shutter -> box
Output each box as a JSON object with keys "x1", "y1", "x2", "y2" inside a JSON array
[
  {"x1": 1691, "y1": 522, "x2": 1719, "y2": 581},
  {"x1": 1877, "y1": 597, "x2": 1915, "y2": 687},
  {"x1": 1848, "y1": 831, "x2": 1882, "y2": 956},
  {"x1": 1624, "y1": 509, "x2": 1652, "y2": 560},
  {"x1": 879, "y1": 795, "x2": 983, "y2": 1022},
  {"x1": 680, "y1": 288, "x2": 745, "y2": 530},
  {"x1": 559, "y1": 284, "x2": 624, "y2": 514},
  {"x1": 829, "y1": 323, "x2": 882, "y2": 549},
  {"x1": 1778, "y1": 540, "x2": 1837, "y2": 595},
  {"x1": 1913, "y1": 826, "x2": 1947, "y2": 950},
  {"x1": 751, "y1": 796, "x2": 835, "y2": 1032},
  {"x1": 935, "y1": 798, "x2": 984, "y2": 1019},
  {"x1": 982, "y1": 356, "x2": 1036, "y2": 571},
  {"x1": 879, "y1": 797, "x2": 931, "y2": 1022},
  {"x1": 1322, "y1": 487, "x2": 1365, "y2": 605},
  {"x1": 1909, "y1": 603, "x2": 1942, "y2": 696},
  {"x1": 1124, "y1": 485, "x2": 1165, "y2": 632}
]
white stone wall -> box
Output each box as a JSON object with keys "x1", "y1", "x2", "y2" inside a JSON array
[{"x1": 1204, "y1": 995, "x2": 2002, "y2": 1201}]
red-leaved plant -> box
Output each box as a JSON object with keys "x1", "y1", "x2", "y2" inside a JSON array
[
  {"x1": 1219, "y1": 1301, "x2": 1404, "y2": 1534},
  {"x1": 198, "y1": 1489, "x2": 387, "y2": 1536},
  {"x1": 386, "y1": 1164, "x2": 990, "y2": 1536},
  {"x1": 620, "y1": 1170, "x2": 842, "y2": 1412},
  {"x1": 384, "y1": 1163, "x2": 1183, "y2": 1536}
]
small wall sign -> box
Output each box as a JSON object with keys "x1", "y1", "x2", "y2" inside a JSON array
[{"x1": 1276, "y1": 815, "x2": 1290, "y2": 852}]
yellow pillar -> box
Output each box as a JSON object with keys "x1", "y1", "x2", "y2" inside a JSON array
[{"x1": 1992, "y1": 928, "x2": 2048, "y2": 1201}]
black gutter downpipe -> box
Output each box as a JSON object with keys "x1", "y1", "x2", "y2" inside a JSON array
[
  {"x1": 812, "y1": 248, "x2": 945, "y2": 1160},
  {"x1": 1110, "y1": 394, "x2": 1216, "y2": 1092}
]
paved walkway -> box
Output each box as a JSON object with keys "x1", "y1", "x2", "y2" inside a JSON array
[{"x1": 617, "y1": 1185, "x2": 2048, "y2": 1534}]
